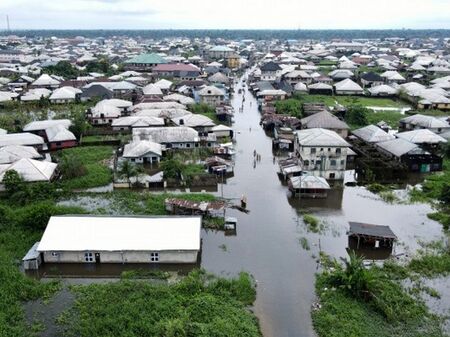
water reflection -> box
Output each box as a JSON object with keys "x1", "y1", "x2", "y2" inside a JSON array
[{"x1": 27, "y1": 261, "x2": 200, "y2": 279}]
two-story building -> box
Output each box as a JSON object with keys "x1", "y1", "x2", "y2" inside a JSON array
[
  {"x1": 260, "y1": 61, "x2": 282, "y2": 82},
  {"x1": 294, "y1": 128, "x2": 351, "y2": 180}
]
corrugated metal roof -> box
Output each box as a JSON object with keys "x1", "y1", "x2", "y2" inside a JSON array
[
  {"x1": 348, "y1": 221, "x2": 397, "y2": 240},
  {"x1": 37, "y1": 215, "x2": 201, "y2": 252}
]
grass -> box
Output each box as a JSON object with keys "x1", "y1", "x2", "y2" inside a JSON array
[
  {"x1": 188, "y1": 103, "x2": 220, "y2": 124},
  {"x1": 56, "y1": 146, "x2": 114, "y2": 190},
  {"x1": 303, "y1": 214, "x2": 320, "y2": 231},
  {"x1": 293, "y1": 94, "x2": 407, "y2": 109},
  {"x1": 312, "y1": 255, "x2": 446, "y2": 337},
  {"x1": 366, "y1": 110, "x2": 404, "y2": 128},
  {"x1": 379, "y1": 191, "x2": 398, "y2": 203},
  {"x1": 0, "y1": 199, "x2": 84, "y2": 337},
  {"x1": 59, "y1": 270, "x2": 261, "y2": 337},
  {"x1": 299, "y1": 237, "x2": 310, "y2": 250},
  {"x1": 408, "y1": 159, "x2": 449, "y2": 229},
  {"x1": 0, "y1": 101, "x2": 94, "y2": 132}
]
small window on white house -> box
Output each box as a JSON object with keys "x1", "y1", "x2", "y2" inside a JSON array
[
  {"x1": 310, "y1": 148, "x2": 316, "y2": 154},
  {"x1": 84, "y1": 252, "x2": 94, "y2": 262},
  {"x1": 336, "y1": 148, "x2": 341, "y2": 154},
  {"x1": 330, "y1": 160, "x2": 337, "y2": 166},
  {"x1": 51, "y1": 252, "x2": 59, "y2": 257},
  {"x1": 150, "y1": 252, "x2": 159, "y2": 262}
]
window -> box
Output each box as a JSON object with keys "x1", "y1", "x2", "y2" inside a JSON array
[
  {"x1": 303, "y1": 160, "x2": 309, "y2": 166},
  {"x1": 330, "y1": 159, "x2": 336, "y2": 166},
  {"x1": 328, "y1": 148, "x2": 331, "y2": 152},
  {"x1": 186, "y1": 143, "x2": 191, "y2": 148},
  {"x1": 310, "y1": 148, "x2": 316, "y2": 154},
  {"x1": 329, "y1": 173, "x2": 336, "y2": 179},
  {"x1": 150, "y1": 252, "x2": 159, "y2": 262},
  {"x1": 56, "y1": 142, "x2": 62, "y2": 146},
  {"x1": 51, "y1": 252, "x2": 59, "y2": 257},
  {"x1": 84, "y1": 252, "x2": 94, "y2": 262},
  {"x1": 341, "y1": 159, "x2": 345, "y2": 166},
  {"x1": 336, "y1": 148, "x2": 341, "y2": 154},
  {"x1": 320, "y1": 148, "x2": 324, "y2": 152}
]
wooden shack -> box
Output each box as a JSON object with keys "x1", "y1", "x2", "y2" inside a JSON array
[
  {"x1": 347, "y1": 222, "x2": 397, "y2": 259},
  {"x1": 165, "y1": 198, "x2": 225, "y2": 218}
]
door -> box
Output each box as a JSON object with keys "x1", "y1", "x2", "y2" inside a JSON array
[{"x1": 95, "y1": 253, "x2": 101, "y2": 263}]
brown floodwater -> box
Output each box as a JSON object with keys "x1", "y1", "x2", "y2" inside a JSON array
[{"x1": 199, "y1": 74, "x2": 445, "y2": 337}]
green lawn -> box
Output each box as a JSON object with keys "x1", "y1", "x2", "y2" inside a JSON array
[{"x1": 57, "y1": 146, "x2": 114, "y2": 190}]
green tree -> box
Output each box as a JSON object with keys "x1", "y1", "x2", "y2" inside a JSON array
[
  {"x1": 45, "y1": 61, "x2": 80, "y2": 79},
  {"x1": 160, "y1": 159, "x2": 184, "y2": 180},
  {"x1": 439, "y1": 184, "x2": 450, "y2": 204},
  {"x1": 2, "y1": 170, "x2": 24, "y2": 195},
  {"x1": 38, "y1": 95, "x2": 50, "y2": 108},
  {"x1": 345, "y1": 104, "x2": 369, "y2": 127},
  {"x1": 118, "y1": 161, "x2": 143, "y2": 187},
  {"x1": 70, "y1": 110, "x2": 91, "y2": 139}
]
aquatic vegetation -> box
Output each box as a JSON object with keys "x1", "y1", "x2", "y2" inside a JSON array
[
  {"x1": 303, "y1": 214, "x2": 320, "y2": 232},
  {"x1": 313, "y1": 254, "x2": 446, "y2": 337},
  {"x1": 299, "y1": 237, "x2": 310, "y2": 250},
  {"x1": 60, "y1": 270, "x2": 261, "y2": 337}
]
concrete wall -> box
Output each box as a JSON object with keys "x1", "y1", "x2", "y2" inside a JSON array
[{"x1": 43, "y1": 250, "x2": 198, "y2": 264}]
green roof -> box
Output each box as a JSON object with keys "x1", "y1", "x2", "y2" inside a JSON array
[{"x1": 125, "y1": 53, "x2": 167, "y2": 64}]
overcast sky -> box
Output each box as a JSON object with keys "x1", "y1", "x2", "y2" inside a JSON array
[{"x1": 1, "y1": 0, "x2": 450, "y2": 30}]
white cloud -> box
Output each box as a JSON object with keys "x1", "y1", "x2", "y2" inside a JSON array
[{"x1": 0, "y1": 0, "x2": 449, "y2": 29}]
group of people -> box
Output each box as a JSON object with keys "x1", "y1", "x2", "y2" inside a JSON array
[{"x1": 253, "y1": 150, "x2": 262, "y2": 168}]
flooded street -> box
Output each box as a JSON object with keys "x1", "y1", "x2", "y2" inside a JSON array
[{"x1": 200, "y1": 73, "x2": 445, "y2": 337}]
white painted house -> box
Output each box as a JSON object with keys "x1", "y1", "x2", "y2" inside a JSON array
[
  {"x1": 123, "y1": 140, "x2": 162, "y2": 164},
  {"x1": 198, "y1": 86, "x2": 225, "y2": 107},
  {"x1": 294, "y1": 128, "x2": 351, "y2": 180},
  {"x1": 35, "y1": 215, "x2": 202, "y2": 264}
]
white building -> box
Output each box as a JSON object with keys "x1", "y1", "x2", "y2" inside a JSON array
[
  {"x1": 35, "y1": 215, "x2": 202, "y2": 265},
  {"x1": 197, "y1": 86, "x2": 225, "y2": 107},
  {"x1": 123, "y1": 140, "x2": 162, "y2": 164},
  {"x1": 294, "y1": 128, "x2": 351, "y2": 180}
]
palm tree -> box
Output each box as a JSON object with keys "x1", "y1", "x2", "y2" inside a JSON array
[{"x1": 118, "y1": 161, "x2": 143, "y2": 188}]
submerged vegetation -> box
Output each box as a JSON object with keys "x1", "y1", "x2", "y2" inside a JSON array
[
  {"x1": 313, "y1": 253, "x2": 447, "y2": 337},
  {"x1": 409, "y1": 159, "x2": 450, "y2": 229},
  {"x1": 58, "y1": 270, "x2": 261, "y2": 337}
]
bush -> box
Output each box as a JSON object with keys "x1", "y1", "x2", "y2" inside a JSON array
[
  {"x1": 274, "y1": 99, "x2": 302, "y2": 117},
  {"x1": 366, "y1": 183, "x2": 388, "y2": 193},
  {"x1": 345, "y1": 104, "x2": 369, "y2": 127},
  {"x1": 62, "y1": 270, "x2": 261, "y2": 337},
  {"x1": 59, "y1": 154, "x2": 88, "y2": 179},
  {"x1": 15, "y1": 201, "x2": 86, "y2": 230}
]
